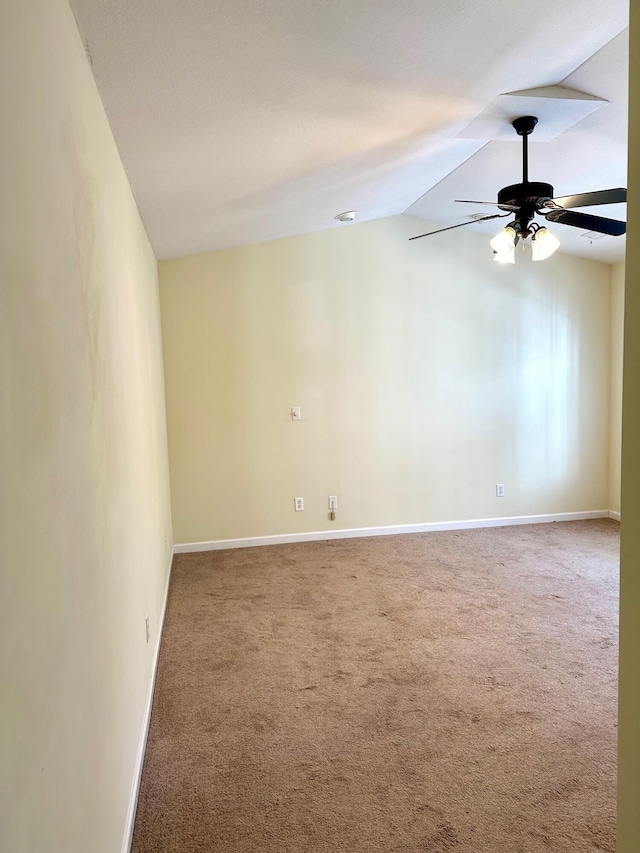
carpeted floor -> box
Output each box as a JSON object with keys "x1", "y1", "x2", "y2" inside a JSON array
[{"x1": 132, "y1": 520, "x2": 619, "y2": 852}]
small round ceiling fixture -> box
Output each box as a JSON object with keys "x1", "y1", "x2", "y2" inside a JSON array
[{"x1": 335, "y1": 210, "x2": 358, "y2": 222}]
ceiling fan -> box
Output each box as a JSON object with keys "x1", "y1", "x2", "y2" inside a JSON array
[{"x1": 410, "y1": 115, "x2": 627, "y2": 262}]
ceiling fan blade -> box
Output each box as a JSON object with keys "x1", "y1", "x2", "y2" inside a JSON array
[
  {"x1": 544, "y1": 208, "x2": 626, "y2": 236},
  {"x1": 455, "y1": 199, "x2": 520, "y2": 211},
  {"x1": 409, "y1": 213, "x2": 510, "y2": 241},
  {"x1": 548, "y1": 188, "x2": 627, "y2": 209}
]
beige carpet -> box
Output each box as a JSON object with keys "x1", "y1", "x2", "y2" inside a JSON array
[{"x1": 132, "y1": 520, "x2": 619, "y2": 852}]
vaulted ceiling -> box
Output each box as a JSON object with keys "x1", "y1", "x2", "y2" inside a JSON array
[{"x1": 70, "y1": 0, "x2": 629, "y2": 262}]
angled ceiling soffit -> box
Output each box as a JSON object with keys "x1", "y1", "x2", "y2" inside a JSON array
[{"x1": 456, "y1": 85, "x2": 608, "y2": 142}]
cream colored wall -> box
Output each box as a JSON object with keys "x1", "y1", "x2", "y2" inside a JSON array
[
  {"x1": 609, "y1": 262, "x2": 625, "y2": 516},
  {"x1": 160, "y1": 214, "x2": 611, "y2": 546},
  {"x1": 0, "y1": 2, "x2": 172, "y2": 852},
  {"x1": 617, "y1": 3, "x2": 640, "y2": 847}
]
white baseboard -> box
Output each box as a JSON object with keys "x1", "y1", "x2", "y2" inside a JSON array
[
  {"x1": 121, "y1": 547, "x2": 174, "y2": 853},
  {"x1": 174, "y1": 510, "x2": 611, "y2": 554},
  {"x1": 609, "y1": 510, "x2": 621, "y2": 521}
]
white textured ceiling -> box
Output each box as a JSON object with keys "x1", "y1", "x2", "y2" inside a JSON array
[{"x1": 70, "y1": 0, "x2": 629, "y2": 262}]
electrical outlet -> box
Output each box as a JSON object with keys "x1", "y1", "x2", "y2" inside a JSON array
[
  {"x1": 145, "y1": 615, "x2": 150, "y2": 643},
  {"x1": 294, "y1": 497, "x2": 304, "y2": 511},
  {"x1": 328, "y1": 495, "x2": 338, "y2": 510},
  {"x1": 496, "y1": 484, "x2": 505, "y2": 498}
]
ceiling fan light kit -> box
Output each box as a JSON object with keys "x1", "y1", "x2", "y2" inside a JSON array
[
  {"x1": 490, "y1": 222, "x2": 560, "y2": 264},
  {"x1": 411, "y1": 115, "x2": 627, "y2": 262}
]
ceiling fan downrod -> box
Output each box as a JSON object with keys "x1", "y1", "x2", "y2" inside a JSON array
[{"x1": 512, "y1": 115, "x2": 538, "y2": 184}]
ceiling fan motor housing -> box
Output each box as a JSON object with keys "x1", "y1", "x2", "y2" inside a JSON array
[
  {"x1": 498, "y1": 181, "x2": 555, "y2": 235},
  {"x1": 497, "y1": 182, "x2": 554, "y2": 209}
]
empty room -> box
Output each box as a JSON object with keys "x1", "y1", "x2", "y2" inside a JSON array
[{"x1": 2, "y1": 1, "x2": 640, "y2": 853}]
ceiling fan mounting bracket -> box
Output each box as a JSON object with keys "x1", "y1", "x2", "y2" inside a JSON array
[{"x1": 512, "y1": 115, "x2": 538, "y2": 136}]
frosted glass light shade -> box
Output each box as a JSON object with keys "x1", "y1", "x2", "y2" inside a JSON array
[
  {"x1": 490, "y1": 226, "x2": 517, "y2": 254},
  {"x1": 531, "y1": 226, "x2": 560, "y2": 261},
  {"x1": 493, "y1": 245, "x2": 516, "y2": 264}
]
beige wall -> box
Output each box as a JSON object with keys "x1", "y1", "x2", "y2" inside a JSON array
[
  {"x1": 0, "y1": 2, "x2": 173, "y2": 852},
  {"x1": 160, "y1": 214, "x2": 612, "y2": 546},
  {"x1": 617, "y1": 2, "x2": 640, "y2": 847},
  {"x1": 609, "y1": 262, "x2": 625, "y2": 516}
]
